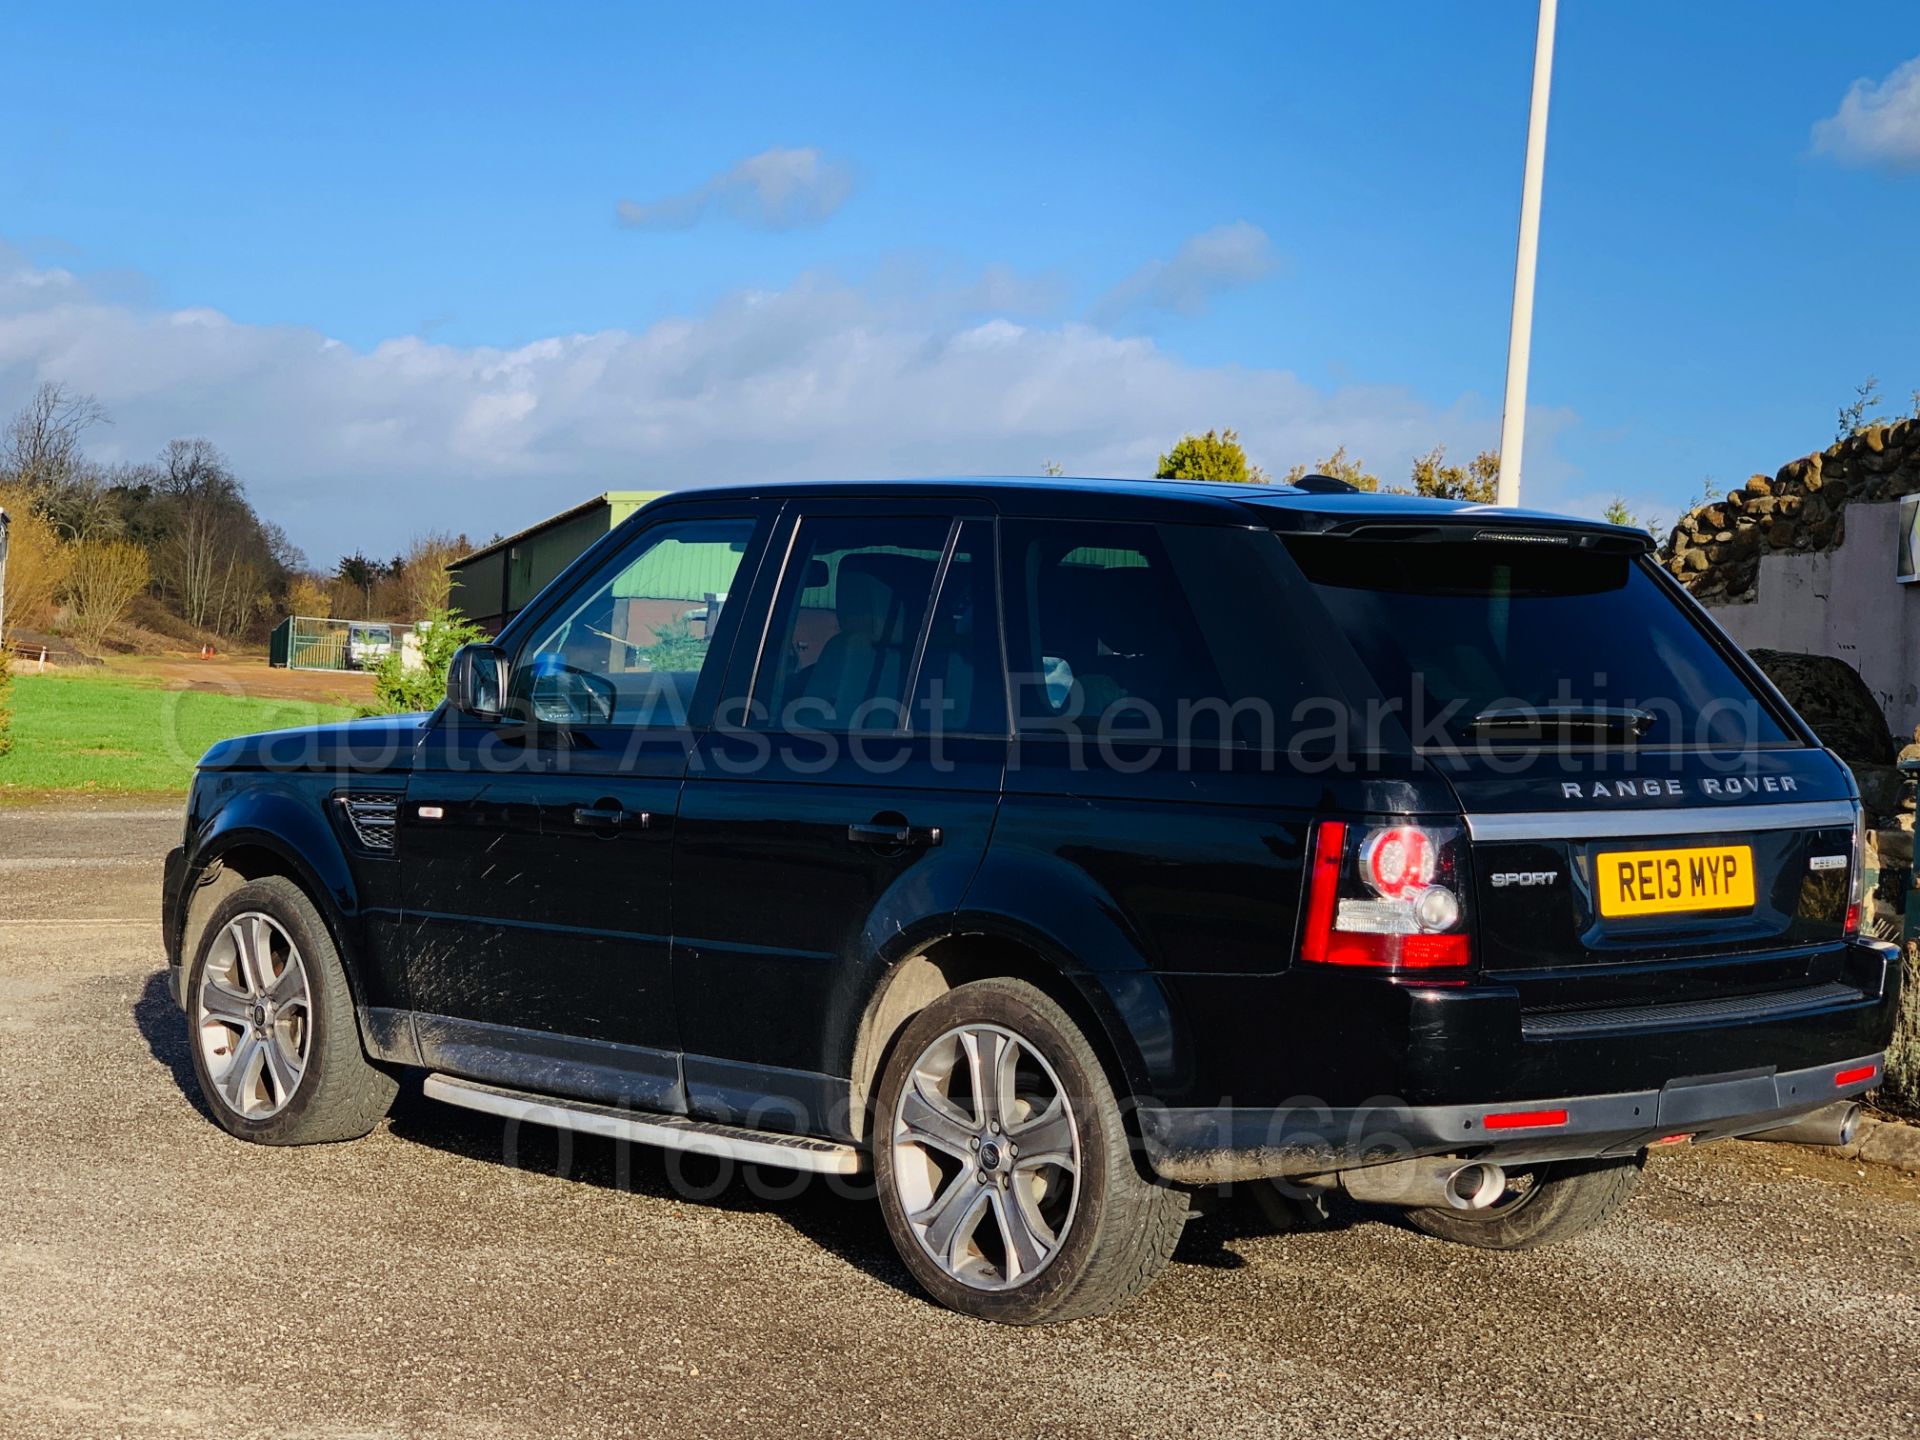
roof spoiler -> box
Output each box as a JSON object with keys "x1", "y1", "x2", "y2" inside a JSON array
[{"x1": 1311, "y1": 519, "x2": 1653, "y2": 554}]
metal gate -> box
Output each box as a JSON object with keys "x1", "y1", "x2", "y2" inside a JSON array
[{"x1": 269, "y1": 616, "x2": 415, "y2": 672}]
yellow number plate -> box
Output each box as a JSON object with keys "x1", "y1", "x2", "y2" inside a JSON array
[{"x1": 1595, "y1": 845, "x2": 1755, "y2": 918}]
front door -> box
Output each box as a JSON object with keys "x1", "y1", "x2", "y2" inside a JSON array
[
  {"x1": 402, "y1": 506, "x2": 769, "y2": 1111},
  {"x1": 673, "y1": 506, "x2": 1008, "y2": 1139}
]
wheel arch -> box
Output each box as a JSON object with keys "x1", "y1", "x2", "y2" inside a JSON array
[
  {"x1": 845, "y1": 919, "x2": 1168, "y2": 1145},
  {"x1": 178, "y1": 793, "x2": 365, "y2": 1009}
]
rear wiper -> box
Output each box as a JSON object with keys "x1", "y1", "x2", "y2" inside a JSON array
[{"x1": 1466, "y1": 706, "x2": 1655, "y2": 741}]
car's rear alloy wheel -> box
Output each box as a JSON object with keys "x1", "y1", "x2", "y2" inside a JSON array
[
  {"x1": 874, "y1": 979, "x2": 1189, "y2": 1324},
  {"x1": 890, "y1": 1021, "x2": 1082, "y2": 1292},
  {"x1": 185, "y1": 875, "x2": 397, "y2": 1145},
  {"x1": 195, "y1": 912, "x2": 312, "y2": 1121}
]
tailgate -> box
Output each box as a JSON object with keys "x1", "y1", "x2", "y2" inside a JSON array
[{"x1": 1467, "y1": 796, "x2": 1858, "y2": 974}]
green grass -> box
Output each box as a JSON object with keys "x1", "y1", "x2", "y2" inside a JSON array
[{"x1": 0, "y1": 670, "x2": 354, "y2": 798}]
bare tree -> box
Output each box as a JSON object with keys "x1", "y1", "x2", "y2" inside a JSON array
[
  {"x1": 3, "y1": 383, "x2": 109, "y2": 495},
  {"x1": 148, "y1": 439, "x2": 268, "y2": 637},
  {"x1": 64, "y1": 540, "x2": 150, "y2": 650}
]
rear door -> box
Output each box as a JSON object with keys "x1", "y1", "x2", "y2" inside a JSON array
[
  {"x1": 672, "y1": 501, "x2": 1007, "y2": 1138},
  {"x1": 1282, "y1": 530, "x2": 1864, "y2": 1002}
]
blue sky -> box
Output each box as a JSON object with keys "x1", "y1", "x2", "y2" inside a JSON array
[{"x1": 2, "y1": 1, "x2": 1917, "y2": 562}]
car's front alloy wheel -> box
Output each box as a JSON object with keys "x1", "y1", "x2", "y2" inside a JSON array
[
  {"x1": 195, "y1": 912, "x2": 313, "y2": 1121},
  {"x1": 183, "y1": 875, "x2": 397, "y2": 1145}
]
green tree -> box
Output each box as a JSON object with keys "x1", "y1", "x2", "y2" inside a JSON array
[
  {"x1": 1603, "y1": 497, "x2": 1661, "y2": 537},
  {"x1": 1408, "y1": 445, "x2": 1499, "y2": 502},
  {"x1": 364, "y1": 608, "x2": 489, "y2": 715},
  {"x1": 336, "y1": 552, "x2": 378, "y2": 619},
  {"x1": 1156, "y1": 428, "x2": 1269, "y2": 483},
  {"x1": 1282, "y1": 446, "x2": 1380, "y2": 491}
]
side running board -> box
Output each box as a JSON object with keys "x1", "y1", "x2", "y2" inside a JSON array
[{"x1": 422, "y1": 1073, "x2": 868, "y2": 1176}]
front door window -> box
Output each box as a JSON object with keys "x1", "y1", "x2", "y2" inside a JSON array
[{"x1": 510, "y1": 519, "x2": 755, "y2": 728}]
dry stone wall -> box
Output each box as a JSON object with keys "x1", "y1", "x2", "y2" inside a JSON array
[{"x1": 1665, "y1": 415, "x2": 1920, "y2": 602}]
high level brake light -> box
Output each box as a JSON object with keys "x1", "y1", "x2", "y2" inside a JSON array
[{"x1": 1300, "y1": 819, "x2": 1473, "y2": 971}]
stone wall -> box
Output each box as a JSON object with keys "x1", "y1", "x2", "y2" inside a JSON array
[
  {"x1": 1670, "y1": 422, "x2": 1920, "y2": 1114},
  {"x1": 1665, "y1": 414, "x2": 1920, "y2": 603}
]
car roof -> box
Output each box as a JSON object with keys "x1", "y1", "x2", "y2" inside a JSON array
[{"x1": 644, "y1": 475, "x2": 1651, "y2": 544}]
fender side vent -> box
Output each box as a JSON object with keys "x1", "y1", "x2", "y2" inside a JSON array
[{"x1": 336, "y1": 793, "x2": 399, "y2": 853}]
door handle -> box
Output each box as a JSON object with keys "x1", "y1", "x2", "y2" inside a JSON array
[
  {"x1": 847, "y1": 821, "x2": 942, "y2": 849},
  {"x1": 573, "y1": 805, "x2": 651, "y2": 831}
]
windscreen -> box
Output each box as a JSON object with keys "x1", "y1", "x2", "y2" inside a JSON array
[{"x1": 1284, "y1": 536, "x2": 1793, "y2": 750}]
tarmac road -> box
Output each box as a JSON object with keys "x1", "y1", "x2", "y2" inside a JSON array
[{"x1": 2, "y1": 800, "x2": 1917, "y2": 1439}]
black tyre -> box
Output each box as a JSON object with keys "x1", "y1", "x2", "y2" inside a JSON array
[
  {"x1": 184, "y1": 875, "x2": 397, "y2": 1145},
  {"x1": 873, "y1": 978, "x2": 1189, "y2": 1324},
  {"x1": 1406, "y1": 1156, "x2": 1643, "y2": 1250}
]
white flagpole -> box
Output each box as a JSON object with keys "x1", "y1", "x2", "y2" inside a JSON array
[{"x1": 1496, "y1": 0, "x2": 1558, "y2": 508}]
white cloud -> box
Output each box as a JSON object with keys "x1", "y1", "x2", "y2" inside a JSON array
[
  {"x1": 1094, "y1": 221, "x2": 1277, "y2": 323},
  {"x1": 616, "y1": 146, "x2": 853, "y2": 231},
  {"x1": 1812, "y1": 55, "x2": 1920, "y2": 172},
  {"x1": 0, "y1": 249, "x2": 1532, "y2": 561}
]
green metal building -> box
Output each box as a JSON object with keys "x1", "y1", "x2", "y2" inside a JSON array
[{"x1": 446, "y1": 491, "x2": 664, "y2": 632}]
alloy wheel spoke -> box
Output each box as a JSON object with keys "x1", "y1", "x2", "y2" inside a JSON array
[
  {"x1": 198, "y1": 979, "x2": 252, "y2": 1026},
  {"x1": 268, "y1": 954, "x2": 306, "y2": 1008},
  {"x1": 262, "y1": 1027, "x2": 304, "y2": 1103},
  {"x1": 221, "y1": 1033, "x2": 263, "y2": 1113},
  {"x1": 961, "y1": 1028, "x2": 1008, "y2": 1130},
  {"x1": 899, "y1": 1084, "x2": 976, "y2": 1161},
  {"x1": 915, "y1": 1172, "x2": 992, "y2": 1269},
  {"x1": 991, "y1": 1180, "x2": 1055, "y2": 1280},
  {"x1": 233, "y1": 917, "x2": 273, "y2": 996},
  {"x1": 1009, "y1": 1097, "x2": 1077, "y2": 1173}
]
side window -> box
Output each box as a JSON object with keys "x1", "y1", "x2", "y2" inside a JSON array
[
  {"x1": 910, "y1": 519, "x2": 1006, "y2": 737},
  {"x1": 511, "y1": 517, "x2": 755, "y2": 726},
  {"x1": 754, "y1": 516, "x2": 949, "y2": 732},
  {"x1": 1001, "y1": 518, "x2": 1312, "y2": 748}
]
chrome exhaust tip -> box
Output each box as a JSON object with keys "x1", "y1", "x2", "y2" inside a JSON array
[
  {"x1": 1442, "y1": 1161, "x2": 1508, "y2": 1211},
  {"x1": 1741, "y1": 1100, "x2": 1861, "y2": 1148},
  {"x1": 1337, "y1": 1157, "x2": 1508, "y2": 1211}
]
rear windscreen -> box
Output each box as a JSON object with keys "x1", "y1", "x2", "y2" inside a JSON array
[{"x1": 1284, "y1": 537, "x2": 1792, "y2": 749}]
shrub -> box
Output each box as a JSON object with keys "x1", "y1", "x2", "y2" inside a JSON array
[
  {"x1": 64, "y1": 540, "x2": 151, "y2": 650},
  {"x1": 364, "y1": 608, "x2": 488, "y2": 716},
  {"x1": 0, "y1": 485, "x2": 72, "y2": 632}
]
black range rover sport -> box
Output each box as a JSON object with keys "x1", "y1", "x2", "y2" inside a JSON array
[{"x1": 162, "y1": 477, "x2": 1898, "y2": 1323}]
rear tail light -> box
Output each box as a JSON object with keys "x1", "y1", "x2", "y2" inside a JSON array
[
  {"x1": 1300, "y1": 819, "x2": 1473, "y2": 971},
  {"x1": 1843, "y1": 804, "x2": 1866, "y2": 938}
]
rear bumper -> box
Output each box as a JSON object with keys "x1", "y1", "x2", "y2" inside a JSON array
[
  {"x1": 1139, "y1": 1050, "x2": 1887, "y2": 1184},
  {"x1": 1136, "y1": 935, "x2": 1901, "y2": 1185}
]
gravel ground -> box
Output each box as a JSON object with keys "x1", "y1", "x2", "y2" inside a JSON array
[{"x1": 2, "y1": 802, "x2": 1917, "y2": 1439}]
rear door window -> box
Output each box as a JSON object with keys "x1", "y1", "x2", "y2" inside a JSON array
[
  {"x1": 1000, "y1": 519, "x2": 1331, "y2": 749},
  {"x1": 753, "y1": 516, "x2": 949, "y2": 732},
  {"x1": 1284, "y1": 536, "x2": 1792, "y2": 749}
]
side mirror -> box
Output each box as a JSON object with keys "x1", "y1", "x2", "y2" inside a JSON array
[{"x1": 446, "y1": 643, "x2": 507, "y2": 720}]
